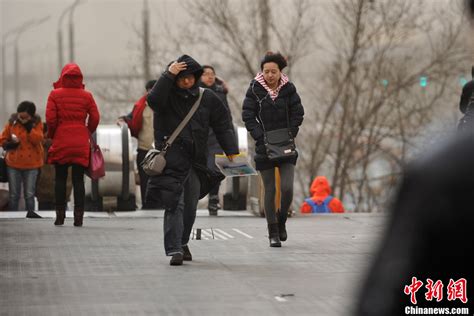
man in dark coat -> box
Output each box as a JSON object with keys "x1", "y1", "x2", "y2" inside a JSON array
[
  {"x1": 199, "y1": 65, "x2": 233, "y2": 215},
  {"x1": 147, "y1": 54, "x2": 238, "y2": 266}
]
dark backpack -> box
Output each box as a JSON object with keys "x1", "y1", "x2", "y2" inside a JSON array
[{"x1": 304, "y1": 196, "x2": 333, "y2": 213}]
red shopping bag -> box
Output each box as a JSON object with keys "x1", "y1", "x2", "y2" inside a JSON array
[{"x1": 85, "y1": 138, "x2": 105, "y2": 180}]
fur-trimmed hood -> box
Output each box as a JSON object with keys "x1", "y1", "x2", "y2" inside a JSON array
[{"x1": 9, "y1": 113, "x2": 41, "y2": 125}]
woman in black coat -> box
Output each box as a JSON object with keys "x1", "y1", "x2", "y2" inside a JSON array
[{"x1": 242, "y1": 52, "x2": 304, "y2": 247}]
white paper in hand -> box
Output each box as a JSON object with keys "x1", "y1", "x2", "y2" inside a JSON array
[{"x1": 215, "y1": 154, "x2": 257, "y2": 177}]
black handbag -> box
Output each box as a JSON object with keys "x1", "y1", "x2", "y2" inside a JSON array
[
  {"x1": 0, "y1": 156, "x2": 8, "y2": 182},
  {"x1": 254, "y1": 83, "x2": 297, "y2": 161},
  {"x1": 264, "y1": 128, "x2": 296, "y2": 161}
]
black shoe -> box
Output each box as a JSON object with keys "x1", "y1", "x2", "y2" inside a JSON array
[
  {"x1": 269, "y1": 236, "x2": 282, "y2": 247},
  {"x1": 182, "y1": 245, "x2": 192, "y2": 261},
  {"x1": 169, "y1": 253, "x2": 183, "y2": 266},
  {"x1": 26, "y1": 211, "x2": 42, "y2": 219},
  {"x1": 208, "y1": 206, "x2": 218, "y2": 216}
]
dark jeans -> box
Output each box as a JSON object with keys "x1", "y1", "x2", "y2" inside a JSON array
[
  {"x1": 55, "y1": 164, "x2": 85, "y2": 209},
  {"x1": 260, "y1": 163, "x2": 295, "y2": 225},
  {"x1": 163, "y1": 168, "x2": 200, "y2": 255},
  {"x1": 137, "y1": 149, "x2": 151, "y2": 209},
  {"x1": 7, "y1": 167, "x2": 39, "y2": 211}
]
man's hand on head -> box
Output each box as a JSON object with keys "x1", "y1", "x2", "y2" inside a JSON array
[{"x1": 168, "y1": 62, "x2": 187, "y2": 75}]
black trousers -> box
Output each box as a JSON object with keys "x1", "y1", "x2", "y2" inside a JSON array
[
  {"x1": 55, "y1": 164, "x2": 85, "y2": 209},
  {"x1": 137, "y1": 149, "x2": 151, "y2": 209}
]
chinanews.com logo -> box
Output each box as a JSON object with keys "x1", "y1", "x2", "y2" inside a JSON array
[{"x1": 403, "y1": 277, "x2": 470, "y2": 315}]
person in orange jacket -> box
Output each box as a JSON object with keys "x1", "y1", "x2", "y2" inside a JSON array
[
  {"x1": 300, "y1": 176, "x2": 344, "y2": 213},
  {"x1": 0, "y1": 101, "x2": 44, "y2": 218}
]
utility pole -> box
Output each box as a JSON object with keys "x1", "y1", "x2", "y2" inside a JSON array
[
  {"x1": 57, "y1": 0, "x2": 82, "y2": 71},
  {"x1": 69, "y1": 0, "x2": 82, "y2": 62},
  {"x1": 259, "y1": 0, "x2": 271, "y2": 52},
  {"x1": 58, "y1": 5, "x2": 72, "y2": 72},
  {"x1": 143, "y1": 0, "x2": 151, "y2": 83}
]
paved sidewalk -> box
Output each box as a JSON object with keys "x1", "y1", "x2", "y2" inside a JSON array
[{"x1": 0, "y1": 213, "x2": 386, "y2": 316}]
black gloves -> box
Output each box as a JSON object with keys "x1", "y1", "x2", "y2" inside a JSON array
[
  {"x1": 23, "y1": 121, "x2": 34, "y2": 133},
  {"x1": 2, "y1": 141, "x2": 20, "y2": 151}
]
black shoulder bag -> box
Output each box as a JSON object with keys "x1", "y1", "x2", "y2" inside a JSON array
[{"x1": 254, "y1": 83, "x2": 296, "y2": 161}]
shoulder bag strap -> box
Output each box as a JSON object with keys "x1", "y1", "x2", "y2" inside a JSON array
[{"x1": 163, "y1": 87, "x2": 204, "y2": 151}]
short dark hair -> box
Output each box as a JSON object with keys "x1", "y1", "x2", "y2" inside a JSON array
[
  {"x1": 260, "y1": 51, "x2": 288, "y2": 71},
  {"x1": 202, "y1": 65, "x2": 216, "y2": 74},
  {"x1": 17, "y1": 101, "x2": 36, "y2": 116},
  {"x1": 145, "y1": 80, "x2": 157, "y2": 91}
]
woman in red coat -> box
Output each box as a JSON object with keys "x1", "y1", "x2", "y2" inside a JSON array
[{"x1": 46, "y1": 63, "x2": 100, "y2": 227}]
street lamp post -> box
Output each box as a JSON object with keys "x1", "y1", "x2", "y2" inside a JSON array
[
  {"x1": 69, "y1": 0, "x2": 82, "y2": 62},
  {"x1": 57, "y1": 0, "x2": 82, "y2": 71},
  {"x1": 13, "y1": 16, "x2": 50, "y2": 105}
]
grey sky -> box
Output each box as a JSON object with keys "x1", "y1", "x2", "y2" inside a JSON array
[{"x1": 1, "y1": 0, "x2": 179, "y2": 119}]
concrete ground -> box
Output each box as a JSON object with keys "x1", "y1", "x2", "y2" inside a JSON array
[{"x1": 0, "y1": 211, "x2": 387, "y2": 316}]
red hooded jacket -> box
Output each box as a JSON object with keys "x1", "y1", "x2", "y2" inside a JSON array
[
  {"x1": 300, "y1": 176, "x2": 345, "y2": 213},
  {"x1": 125, "y1": 94, "x2": 148, "y2": 138},
  {"x1": 45, "y1": 63, "x2": 100, "y2": 167}
]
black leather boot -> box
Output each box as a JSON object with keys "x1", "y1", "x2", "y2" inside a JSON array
[
  {"x1": 208, "y1": 195, "x2": 220, "y2": 216},
  {"x1": 278, "y1": 210, "x2": 288, "y2": 242},
  {"x1": 268, "y1": 223, "x2": 281, "y2": 247},
  {"x1": 278, "y1": 222, "x2": 287, "y2": 242},
  {"x1": 73, "y1": 208, "x2": 84, "y2": 227},
  {"x1": 54, "y1": 207, "x2": 66, "y2": 226}
]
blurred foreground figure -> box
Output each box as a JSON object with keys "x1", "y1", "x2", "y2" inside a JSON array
[{"x1": 356, "y1": 2, "x2": 474, "y2": 314}]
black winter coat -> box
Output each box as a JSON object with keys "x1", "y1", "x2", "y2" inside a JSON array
[
  {"x1": 146, "y1": 58, "x2": 238, "y2": 209},
  {"x1": 457, "y1": 94, "x2": 474, "y2": 132},
  {"x1": 242, "y1": 79, "x2": 304, "y2": 170},
  {"x1": 199, "y1": 79, "x2": 235, "y2": 173},
  {"x1": 459, "y1": 79, "x2": 474, "y2": 114}
]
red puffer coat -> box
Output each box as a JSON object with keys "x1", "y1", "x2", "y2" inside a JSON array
[{"x1": 46, "y1": 63, "x2": 100, "y2": 167}]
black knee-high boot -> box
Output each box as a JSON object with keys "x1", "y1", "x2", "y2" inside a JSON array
[
  {"x1": 54, "y1": 206, "x2": 66, "y2": 226},
  {"x1": 268, "y1": 223, "x2": 281, "y2": 247},
  {"x1": 278, "y1": 210, "x2": 288, "y2": 242}
]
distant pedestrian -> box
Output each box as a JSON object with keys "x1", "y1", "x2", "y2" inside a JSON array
[
  {"x1": 147, "y1": 54, "x2": 238, "y2": 266},
  {"x1": 0, "y1": 101, "x2": 44, "y2": 218},
  {"x1": 242, "y1": 52, "x2": 304, "y2": 247},
  {"x1": 117, "y1": 79, "x2": 157, "y2": 209},
  {"x1": 46, "y1": 63, "x2": 100, "y2": 227},
  {"x1": 199, "y1": 65, "x2": 233, "y2": 215},
  {"x1": 300, "y1": 176, "x2": 344, "y2": 213}
]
